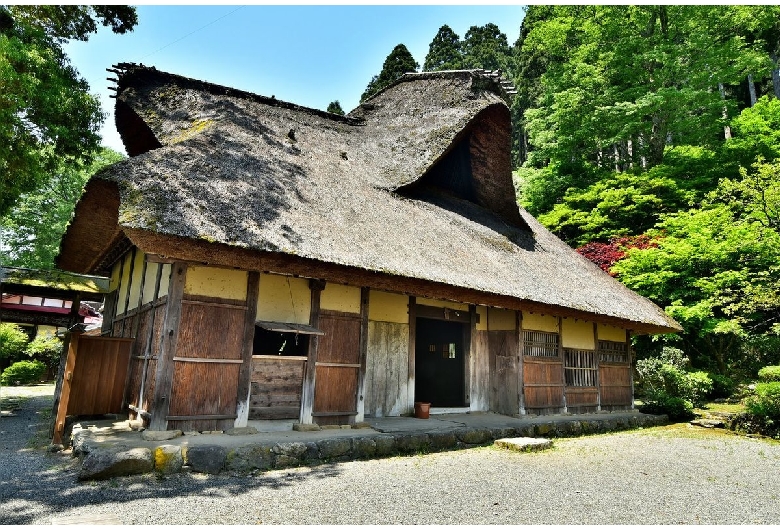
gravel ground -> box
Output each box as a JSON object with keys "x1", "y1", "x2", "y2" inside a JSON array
[{"x1": 1, "y1": 384, "x2": 779, "y2": 525}]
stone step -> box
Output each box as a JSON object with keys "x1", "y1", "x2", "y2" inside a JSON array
[
  {"x1": 51, "y1": 513, "x2": 123, "y2": 525},
  {"x1": 494, "y1": 437, "x2": 553, "y2": 452}
]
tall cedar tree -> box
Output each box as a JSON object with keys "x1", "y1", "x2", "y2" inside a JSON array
[
  {"x1": 423, "y1": 25, "x2": 462, "y2": 71},
  {"x1": 461, "y1": 23, "x2": 512, "y2": 72},
  {"x1": 360, "y1": 44, "x2": 419, "y2": 102},
  {"x1": 0, "y1": 6, "x2": 137, "y2": 215},
  {"x1": 326, "y1": 101, "x2": 345, "y2": 115}
]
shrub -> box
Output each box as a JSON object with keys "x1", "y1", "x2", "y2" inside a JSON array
[
  {"x1": 0, "y1": 360, "x2": 46, "y2": 386},
  {"x1": 0, "y1": 323, "x2": 29, "y2": 360},
  {"x1": 638, "y1": 391, "x2": 695, "y2": 421},
  {"x1": 24, "y1": 335, "x2": 63, "y2": 370},
  {"x1": 757, "y1": 366, "x2": 780, "y2": 383},
  {"x1": 682, "y1": 371, "x2": 714, "y2": 408},
  {"x1": 744, "y1": 382, "x2": 780, "y2": 420},
  {"x1": 707, "y1": 373, "x2": 735, "y2": 399}
]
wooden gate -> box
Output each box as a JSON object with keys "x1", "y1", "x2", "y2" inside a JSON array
[
  {"x1": 521, "y1": 330, "x2": 564, "y2": 414},
  {"x1": 489, "y1": 331, "x2": 519, "y2": 415},
  {"x1": 52, "y1": 334, "x2": 134, "y2": 443},
  {"x1": 312, "y1": 311, "x2": 361, "y2": 425}
]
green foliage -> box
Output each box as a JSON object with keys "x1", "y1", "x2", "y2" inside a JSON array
[
  {"x1": 635, "y1": 347, "x2": 711, "y2": 407},
  {"x1": 326, "y1": 100, "x2": 345, "y2": 116},
  {"x1": 24, "y1": 334, "x2": 62, "y2": 370},
  {"x1": 725, "y1": 96, "x2": 780, "y2": 168},
  {"x1": 684, "y1": 371, "x2": 715, "y2": 408},
  {"x1": 0, "y1": 323, "x2": 29, "y2": 359},
  {"x1": 707, "y1": 373, "x2": 735, "y2": 399},
  {"x1": 0, "y1": 147, "x2": 123, "y2": 269},
  {"x1": 638, "y1": 392, "x2": 695, "y2": 421},
  {"x1": 423, "y1": 25, "x2": 462, "y2": 71},
  {"x1": 758, "y1": 366, "x2": 780, "y2": 383},
  {"x1": 0, "y1": 360, "x2": 46, "y2": 386},
  {"x1": 0, "y1": 5, "x2": 137, "y2": 215},
  {"x1": 360, "y1": 44, "x2": 419, "y2": 102},
  {"x1": 461, "y1": 23, "x2": 512, "y2": 72},
  {"x1": 744, "y1": 382, "x2": 780, "y2": 420}
]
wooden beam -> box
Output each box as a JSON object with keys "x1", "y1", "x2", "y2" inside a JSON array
[
  {"x1": 406, "y1": 296, "x2": 416, "y2": 414},
  {"x1": 355, "y1": 287, "x2": 370, "y2": 422},
  {"x1": 594, "y1": 322, "x2": 601, "y2": 412},
  {"x1": 627, "y1": 329, "x2": 635, "y2": 410},
  {"x1": 558, "y1": 316, "x2": 567, "y2": 413},
  {"x1": 236, "y1": 270, "x2": 258, "y2": 428},
  {"x1": 414, "y1": 304, "x2": 473, "y2": 323},
  {"x1": 148, "y1": 262, "x2": 187, "y2": 431},
  {"x1": 120, "y1": 248, "x2": 137, "y2": 337},
  {"x1": 467, "y1": 304, "x2": 477, "y2": 408},
  {"x1": 136, "y1": 262, "x2": 164, "y2": 421},
  {"x1": 299, "y1": 279, "x2": 324, "y2": 424},
  {"x1": 52, "y1": 333, "x2": 80, "y2": 445},
  {"x1": 517, "y1": 310, "x2": 525, "y2": 415}
]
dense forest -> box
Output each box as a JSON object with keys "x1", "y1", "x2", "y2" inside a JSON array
[
  {"x1": 360, "y1": 5, "x2": 780, "y2": 380},
  {"x1": 2, "y1": 6, "x2": 779, "y2": 386}
]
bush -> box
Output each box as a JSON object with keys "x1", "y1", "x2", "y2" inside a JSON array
[
  {"x1": 757, "y1": 366, "x2": 780, "y2": 383},
  {"x1": 24, "y1": 335, "x2": 63, "y2": 370},
  {"x1": 0, "y1": 360, "x2": 46, "y2": 386},
  {"x1": 682, "y1": 371, "x2": 714, "y2": 408},
  {"x1": 745, "y1": 382, "x2": 780, "y2": 420},
  {"x1": 638, "y1": 391, "x2": 695, "y2": 421},
  {"x1": 0, "y1": 323, "x2": 29, "y2": 360},
  {"x1": 707, "y1": 373, "x2": 735, "y2": 399}
]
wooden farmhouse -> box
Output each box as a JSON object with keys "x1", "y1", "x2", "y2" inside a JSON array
[{"x1": 56, "y1": 64, "x2": 681, "y2": 432}]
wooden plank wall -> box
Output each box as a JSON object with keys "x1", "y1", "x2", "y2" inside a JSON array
[
  {"x1": 166, "y1": 299, "x2": 246, "y2": 432},
  {"x1": 66, "y1": 336, "x2": 134, "y2": 415},
  {"x1": 364, "y1": 321, "x2": 409, "y2": 417},
  {"x1": 469, "y1": 330, "x2": 490, "y2": 411},
  {"x1": 523, "y1": 358, "x2": 565, "y2": 414},
  {"x1": 488, "y1": 330, "x2": 520, "y2": 416},
  {"x1": 312, "y1": 310, "x2": 361, "y2": 425},
  {"x1": 599, "y1": 364, "x2": 632, "y2": 410},
  {"x1": 124, "y1": 302, "x2": 166, "y2": 419},
  {"x1": 249, "y1": 357, "x2": 306, "y2": 419}
]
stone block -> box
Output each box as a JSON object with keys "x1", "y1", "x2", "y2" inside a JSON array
[
  {"x1": 394, "y1": 433, "x2": 430, "y2": 454},
  {"x1": 318, "y1": 438, "x2": 352, "y2": 460},
  {"x1": 535, "y1": 423, "x2": 552, "y2": 436},
  {"x1": 226, "y1": 443, "x2": 274, "y2": 473},
  {"x1": 142, "y1": 429, "x2": 182, "y2": 441},
  {"x1": 352, "y1": 437, "x2": 377, "y2": 459},
  {"x1": 187, "y1": 445, "x2": 227, "y2": 474},
  {"x1": 429, "y1": 432, "x2": 458, "y2": 451},
  {"x1": 226, "y1": 427, "x2": 258, "y2": 436},
  {"x1": 372, "y1": 435, "x2": 397, "y2": 457},
  {"x1": 455, "y1": 428, "x2": 491, "y2": 445},
  {"x1": 79, "y1": 447, "x2": 154, "y2": 481},
  {"x1": 154, "y1": 445, "x2": 183, "y2": 475},
  {"x1": 293, "y1": 423, "x2": 321, "y2": 432},
  {"x1": 494, "y1": 437, "x2": 553, "y2": 452}
]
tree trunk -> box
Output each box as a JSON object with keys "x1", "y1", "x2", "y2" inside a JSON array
[
  {"x1": 719, "y1": 83, "x2": 732, "y2": 140},
  {"x1": 747, "y1": 74, "x2": 757, "y2": 106},
  {"x1": 772, "y1": 53, "x2": 780, "y2": 100}
]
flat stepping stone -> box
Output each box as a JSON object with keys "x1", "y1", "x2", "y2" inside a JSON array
[
  {"x1": 51, "y1": 513, "x2": 123, "y2": 524},
  {"x1": 494, "y1": 437, "x2": 552, "y2": 452}
]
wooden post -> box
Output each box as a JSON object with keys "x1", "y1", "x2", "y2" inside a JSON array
[
  {"x1": 299, "y1": 279, "x2": 324, "y2": 424},
  {"x1": 406, "y1": 296, "x2": 416, "y2": 415},
  {"x1": 594, "y1": 322, "x2": 601, "y2": 412},
  {"x1": 355, "y1": 287, "x2": 370, "y2": 422},
  {"x1": 234, "y1": 271, "x2": 260, "y2": 427},
  {"x1": 52, "y1": 332, "x2": 81, "y2": 444},
  {"x1": 120, "y1": 248, "x2": 137, "y2": 337},
  {"x1": 627, "y1": 329, "x2": 635, "y2": 410},
  {"x1": 122, "y1": 257, "x2": 149, "y2": 410},
  {"x1": 136, "y1": 262, "x2": 164, "y2": 418},
  {"x1": 467, "y1": 305, "x2": 477, "y2": 409},
  {"x1": 517, "y1": 310, "x2": 525, "y2": 415},
  {"x1": 148, "y1": 262, "x2": 187, "y2": 431},
  {"x1": 558, "y1": 317, "x2": 567, "y2": 413}
]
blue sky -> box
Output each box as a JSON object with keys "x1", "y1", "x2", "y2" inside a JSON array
[{"x1": 63, "y1": 5, "x2": 526, "y2": 154}]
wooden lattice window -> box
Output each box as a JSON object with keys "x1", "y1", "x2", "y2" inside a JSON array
[
  {"x1": 598, "y1": 340, "x2": 628, "y2": 363},
  {"x1": 564, "y1": 348, "x2": 597, "y2": 387},
  {"x1": 522, "y1": 331, "x2": 559, "y2": 358}
]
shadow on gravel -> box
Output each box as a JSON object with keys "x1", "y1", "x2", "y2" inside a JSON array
[{"x1": 0, "y1": 391, "x2": 348, "y2": 525}]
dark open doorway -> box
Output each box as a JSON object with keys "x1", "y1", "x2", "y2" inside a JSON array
[{"x1": 415, "y1": 317, "x2": 466, "y2": 407}]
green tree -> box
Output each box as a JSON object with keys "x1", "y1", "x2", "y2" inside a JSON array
[
  {"x1": 461, "y1": 23, "x2": 512, "y2": 73},
  {"x1": 360, "y1": 44, "x2": 419, "y2": 102},
  {"x1": 0, "y1": 323, "x2": 29, "y2": 361},
  {"x1": 326, "y1": 100, "x2": 345, "y2": 116},
  {"x1": 0, "y1": 5, "x2": 137, "y2": 215},
  {"x1": 521, "y1": 6, "x2": 773, "y2": 174},
  {"x1": 423, "y1": 25, "x2": 462, "y2": 72},
  {"x1": 0, "y1": 147, "x2": 124, "y2": 269}
]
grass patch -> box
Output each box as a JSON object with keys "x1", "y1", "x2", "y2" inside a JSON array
[{"x1": 696, "y1": 401, "x2": 746, "y2": 414}]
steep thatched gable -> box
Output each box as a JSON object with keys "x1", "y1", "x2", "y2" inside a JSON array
[{"x1": 57, "y1": 65, "x2": 681, "y2": 334}]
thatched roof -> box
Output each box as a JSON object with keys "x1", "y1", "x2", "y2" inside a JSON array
[
  {"x1": 58, "y1": 65, "x2": 680, "y2": 334},
  {"x1": 1, "y1": 266, "x2": 108, "y2": 300}
]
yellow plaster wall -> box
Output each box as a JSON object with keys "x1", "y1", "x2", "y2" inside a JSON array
[
  {"x1": 488, "y1": 307, "x2": 516, "y2": 331},
  {"x1": 126, "y1": 250, "x2": 146, "y2": 311},
  {"x1": 159, "y1": 264, "x2": 171, "y2": 299},
  {"x1": 522, "y1": 312, "x2": 559, "y2": 333},
  {"x1": 561, "y1": 318, "x2": 595, "y2": 350},
  {"x1": 321, "y1": 283, "x2": 361, "y2": 314},
  {"x1": 369, "y1": 290, "x2": 409, "y2": 324},
  {"x1": 476, "y1": 306, "x2": 488, "y2": 331},
  {"x1": 184, "y1": 266, "x2": 248, "y2": 301},
  {"x1": 598, "y1": 323, "x2": 627, "y2": 343},
  {"x1": 256, "y1": 273, "x2": 310, "y2": 324},
  {"x1": 141, "y1": 262, "x2": 159, "y2": 304},
  {"x1": 416, "y1": 297, "x2": 469, "y2": 311},
  {"x1": 116, "y1": 253, "x2": 132, "y2": 315}
]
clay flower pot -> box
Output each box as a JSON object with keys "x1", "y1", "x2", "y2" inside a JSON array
[{"x1": 414, "y1": 401, "x2": 431, "y2": 419}]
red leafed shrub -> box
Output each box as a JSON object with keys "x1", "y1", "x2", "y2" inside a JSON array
[{"x1": 576, "y1": 235, "x2": 658, "y2": 276}]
